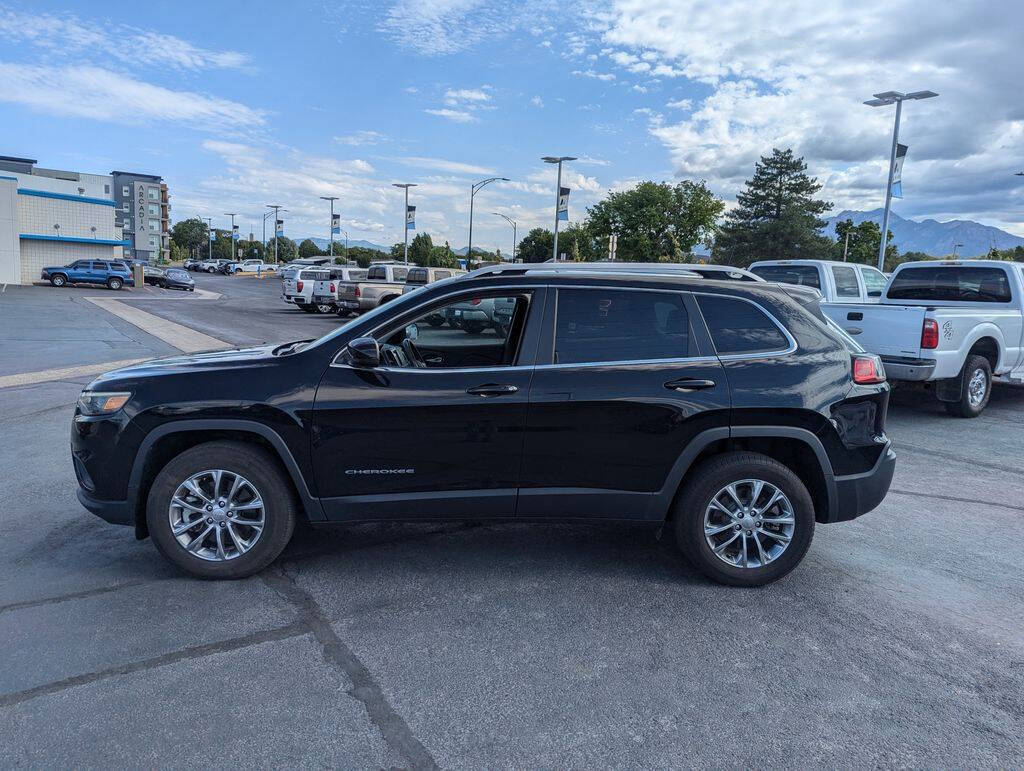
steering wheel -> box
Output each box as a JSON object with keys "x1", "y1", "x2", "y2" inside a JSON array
[{"x1": 402, "y1": 338, "x2": 427, "y2": 368}]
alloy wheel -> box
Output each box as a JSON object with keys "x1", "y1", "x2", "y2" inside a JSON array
[
  {"x1": 967, "y1": 368, "x2": 987, "y2": 407},
  {"x1": 167, "y1": 469, "x2": 265, "y2": 561},
  {"x1": 703, "y1": 479, "x2": 795, "y2": 569}
]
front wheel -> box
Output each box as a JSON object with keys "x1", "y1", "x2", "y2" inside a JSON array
[
  {"x1": 107, "y1": 277, "x2": 123, "y2": 290},
  {"x1": 944, "y1": 354, "x2": 992, "y2": 418},
  {"x1": 673, "y1": 452, "x2": 815, "y2": 587},
  {"x1": 315, "y1": 303, "x2": 334, "y2": 314},
  {"x1": 146, "y1": 441, "x2": 297, "y2": 579},
  {"x1": 50, "y1": 274, "x2": 68, "y2": 287}
]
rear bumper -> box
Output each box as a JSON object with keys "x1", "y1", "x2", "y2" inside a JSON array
[
  {"x1": 880, "y1": 356, "x2": 935, "y2": 382},
  {"x1": 831, "y1": 442, "x2": 896, "y2": 522},
  {"x1": 312, "y1": 295, "x2": 336, "y2": 304},
  {"x1": 76, "y1": 487, "x2": 132, "y2": 526}
]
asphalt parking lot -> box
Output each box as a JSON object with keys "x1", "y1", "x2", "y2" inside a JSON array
[{"x1": 1, "y1": 273, "x2": 1023, "y2": 767}]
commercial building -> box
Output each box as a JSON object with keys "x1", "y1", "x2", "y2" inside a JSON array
[
  {"x1": 0, "y1": 156, "x2": 171, "y2": 285},
  {"x1": 0, "y1": 156, "x2": 126, "y2": 285},
  {"x1": 111, "y1": 171, "x2": 171, "y2": 263}
]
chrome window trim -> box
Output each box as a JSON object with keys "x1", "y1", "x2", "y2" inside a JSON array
[{"x1": 691, "y1": 291, "x2": 798, "y2": 359}]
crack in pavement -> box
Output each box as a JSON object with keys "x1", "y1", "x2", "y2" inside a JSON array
[
  {"x1": 0, "y1": 579, "x2": 163, "y2": 616},
  {"x1": 888, "y1": 488, "x2": 1024, "y2": 514},
  {"x1": 0, "y1": 623, "x2": 309, "y2": 708},
  {"x1": 896, "y1": 442, "x2": 1023, "y2": 476},
  {"x1": 261, "y1": 567, "x2": 439, "y2": 771}
]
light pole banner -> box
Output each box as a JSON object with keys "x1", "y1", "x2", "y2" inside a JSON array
[
  {"x1": 331, "y1": 213, "x2": 341, "y2": 235},
  {"x1": 406, "y1": 205, "x2": 416, "y2": 230},
  {"x1": 275, "y1": 219, "x2": 284, "y2": 238},
  {"x1": 557, "y1": 186, "x2": 570, "y2": 221},
  {"x1": 208, "y1": 229, "x2": 215, "y2": 242},
  {"x1": 891, "y1": 144, "x2": 908, "y2": 199},
  {"x1": 232, "y1": 225, "x2": 239, "y2": 241}
]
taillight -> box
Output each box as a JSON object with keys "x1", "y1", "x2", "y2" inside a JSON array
[
  {"x1": 921, "y1": 318, "x2": 939, "y2": 349},
  {"x1": 471, "y1": 298, "x2": 481, "y2": 306},
  {"x1": 330, "y1": 282, "x2": 336, "y2": 292},
  {"x1": 852, "y1": 354, "x2": 886, "y2": 385},
  {"x1": 296, "y1": 280, "x2": 303, "y2": 292},
  {"x1": 354, "y1": 286, "x2": 361, "y2": 297}
]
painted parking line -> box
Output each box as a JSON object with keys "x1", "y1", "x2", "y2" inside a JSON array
[
  {"x1": 86, "y1": 297, "x2": 229, "y2": 354},
  {"x1": 0, "y1": 358, "x2": 149, "y2": 389}
]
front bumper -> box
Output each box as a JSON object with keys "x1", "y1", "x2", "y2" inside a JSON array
[
  {"x1": 76, "y1": 487, "x2": 131, "y2": 526},
  {"x1": 880, "y1": 356, "x2": 936, "y2": 382},
  {"x1": 831, "y1": 441, "x2": 896, "y2": 522}
]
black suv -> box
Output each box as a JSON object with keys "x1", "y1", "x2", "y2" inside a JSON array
[{"x1": 72, "y1": 263, "x2": 895, "y2": 586}]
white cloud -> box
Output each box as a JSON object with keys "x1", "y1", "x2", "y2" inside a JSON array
[
  {"x1": 444, "y1": 87, "x2": 491, "y2": 103},
  {"x1": 392, "y1": 156, "x2": 496, "y2": 175},
  {"x1": 0, "y1": 63, "x2": 264, "y2": 126},
  {"x1": 334, "y1": 130, "x2": 389, "y2": 146},
  {"x1": 379, "y1": 0, "x2": 529, "y2": 55},
  {"x1": 530, "y1": 95, "x2": 544, "y2": 107},
  {"x1": 666, "y1": 98, "x2": 692, "y2": 110},
  {"x1": 572, "y1": 69, "x2": 616, "y2": 82},
  {"x1": 424, "y1": 107, "x2": 478, "y2": 123},
  {"x1": 0, "y1": 7, "x2": 249, "y2": 71}
]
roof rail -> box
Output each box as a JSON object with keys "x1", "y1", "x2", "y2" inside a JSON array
[{"x1": 468, "y1": 261, "x2": 703, "y2": 279}]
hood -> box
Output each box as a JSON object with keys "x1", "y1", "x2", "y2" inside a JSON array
[{"x1": 86, "y1": 344, "x2": 280, "y2": 388}]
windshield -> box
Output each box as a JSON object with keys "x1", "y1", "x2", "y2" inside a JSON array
[
  {"x1": 750, "y1": 265, "x2": 821, "y2": 289},
  {"x1": 887, "y1": 266, "x2": 1011, "y2": 303}
]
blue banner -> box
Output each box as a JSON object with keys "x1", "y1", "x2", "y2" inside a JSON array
[
  {"x1": 406, "y1": 205, "x2": 416, "y2": 230},
  {"x1": 557, "y1": 186, "x2": 570, "y2": 221},
  {"x1": 275, "y1": 219, "x2": 284, "y2": 238},
  {"x1": 331, "y1": 213, "x2": 340, "y2": 234},
  {"x1": 891, "y1": 144, "x2": 907, "y2": 199},
  {"x1": 208, "y1": 230, "x2": 215, "y2": 241},
  {"x1": 231, "y1": 225, "x2": 239, "y2": 241}
]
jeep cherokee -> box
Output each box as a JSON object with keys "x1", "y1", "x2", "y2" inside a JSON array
[{"x1": 72, "y1": 263, "x2": 895, "y2": 586}]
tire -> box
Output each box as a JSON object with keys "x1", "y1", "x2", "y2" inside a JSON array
[
  {"x1": 50, "y1": 274, "x2": 67, "y2": 288},
  {"x1": 315, "y1": 303, "x2": 333, "y2": 314},
  {"x1": 944, "y1": 354, "x2": 992, "y2": 418},
  {"x1": 146, "y1": 441, "x2": 297, "y2": 580},
  {"x1": 673, "y1": 451, "x2": 815, "y2": 587},
  {"x1": 107, "y1": 277, "x2": 123, "y2": 290},
  {"x1": 300, "y1": 304, "x2": 316, "y2": 313}
]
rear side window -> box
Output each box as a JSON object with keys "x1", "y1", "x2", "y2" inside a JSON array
[
  {"x1": 859, "y1": 267, "x2": 888, "y2": 297},
  {"x1": 749, "y1": 265, "x2": 821, "y2": 289},
  {"x1": 887, "y1": 267, "x2": 1011, "y2": 303},
  {"x1": 554, "y1": 289, "x2": 688, "y2": 365},
  {"x1": 435, "y1": 270, "x2": 452, "y2": 279},
  {"x1": 367, "y1": 266, "x2": 386, "y2": 280},
  {"x1": 697, "y1": 295, "x2": 790, "y2": 355},
  {"x1": 348, "y1": 269, "x2": 367, "y2": 281},
  {"x1": 406, "y1": 268, "x2": 428, "y2": 284},
  {"x1": 393, "y1": 267, "x2": 408, "y2": 282},
  {"x1": 831, "y1": 265, "x2": 861, "y2": 298}
]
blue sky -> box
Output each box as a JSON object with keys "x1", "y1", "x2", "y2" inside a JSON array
[{"x1": 2, "y1": 0, "x2": 1022, "y2": 250}]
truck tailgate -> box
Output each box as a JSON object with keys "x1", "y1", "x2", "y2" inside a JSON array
[{"x1": 824, "y1": 303, "x2": 927, "y2": 358}]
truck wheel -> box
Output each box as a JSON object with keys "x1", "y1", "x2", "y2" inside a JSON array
[
  {"x1": 315, "y1": 303, "x2": 334, "y2": 314},
  {"x1": 50, "y1": 274, "x2": 68, "y2": 287},
  {"x1": 944, "y1": 354, "x2": 992, "y2": 418},
  {"x1": 146, "y1": 441, "x2": 297, "y2": 579},
  {"x1": 107, "y1": 277, "x2": 123, "y2": 290},
  {"x1": 673, "y1": 452, "x2": 815, "y2": 587}
]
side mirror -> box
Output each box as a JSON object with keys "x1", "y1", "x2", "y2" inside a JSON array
[
  {"x1": 346, "y1": 337, "x2": 380, "y2": 367},
  {"x1": 404, "y1": 324, "x2": 419, "y2": 340}
]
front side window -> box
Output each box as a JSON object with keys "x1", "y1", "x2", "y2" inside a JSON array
[
  {"x1": 379, "y1": 293, "x2": 532, "y2": 369},
  {"x1": 92, "y1": 262, "x2": 109, "y2": 271},
  {"x1": 348, "y1": 269, "x2": 367, "y2": 281},
  {"x1": 435, "y1": 270, "x2": 452, "y2": 279},
  {"x1": 554, "y1": 288, "x2": 689, "y2": 365},
  {"x1": 860, "y1": 267, "x2": 888, "y2": 297},
  {"x1": 832, "y1": 265, "x2": 861, "y2": 298},
  {"x1": 393, "y1": 267, "x2": 409, "y2": 282},
  {"x1": 749, "y1": 264, "x2": 821, "y2": 289},
  {"x1": 887, "y1": 267, "x2": 1011, "y2": 303},
  {"x1": 697, "y1": 295, "x2": 790, "y2": 355}
]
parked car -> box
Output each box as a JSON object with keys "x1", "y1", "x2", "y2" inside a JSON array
[
  {"x1": 688, "y1": 265, "x2": 764, "y2": 282},
  {"x1": 217, "y1": 261, "x2": 241, "y2": 275},
  {"x1": 748, "y1": 259, "x2": 888, "y2": 303},
  {"x1": 141, "y1": 265, "x2": 167, "y2": 286},
  {"x1": 335, "y1": 262, "x2": 410, "y2": 314},
  {"x1": 41, "y1": 259, "x2": 135, "y2": 290},
  {"x1": 235, "y1": 259, "x2": 277, "y2": 274},
  {"x1": 162, "y1": 268, "x2": 195, "y2": 291},
  {"x1": 401, "y1": 266, "x2": 464, "y2": 294},
  {"x1": 821, "y1": 259, "x2": 1024, "y2": 417},
  {"x1": 280, "y1": 257, "x2": 332, "y2": 282},
  {"x1": 183, "y1": 260, "x2": 203, "y2": 271},
  {"x1": 311, "y1": 266, "x2": 369, "y2": 313},
  {"x1": 73, "y1": 262, "x2": 894, "y2": 586},
  {"x1": 196, "y1": 259, "x2": 231, "y2": 273},
  {"x1": 281, "y1": 267, "x2": 333, "y2": 311}
]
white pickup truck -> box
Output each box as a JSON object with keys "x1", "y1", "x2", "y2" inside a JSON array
[
  {"x1": 749, "y1": 259, "x2": 889, "y2": 303},
  {"x1": 823, "y1": 260, "x2": 1024, "y2": 417}
]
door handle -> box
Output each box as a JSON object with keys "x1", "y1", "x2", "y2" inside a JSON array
[
  {"x1": 424, "y1": 356, "x2": 443, "y2": 364},
  {"x1": 664, "y1": 378, "x2": 716, "y2": 391},
  {"x1": 466, "y1": 384, "x2": 519, "y2": 396},
  {"x1": 844, "y1": 327, "x2": 863, "y2": 336},
  {"x1": 847, "y1": 312, "x2": 863, "y2": 321}
]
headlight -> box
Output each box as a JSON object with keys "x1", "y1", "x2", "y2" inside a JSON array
[{"x1": 77, "y1": 391, "x2": 132, "y2": 415}]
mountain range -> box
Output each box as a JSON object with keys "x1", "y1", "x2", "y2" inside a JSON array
[{"x1": 823, "y1": 209, "x2": 1024, "y2": 257}]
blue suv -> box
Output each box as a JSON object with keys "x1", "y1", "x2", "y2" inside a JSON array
[{"x1": 41, "y1": 260, "x2": 135, "y2": 290}]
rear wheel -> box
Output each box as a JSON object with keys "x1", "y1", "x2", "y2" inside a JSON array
[
  {"x1": 50, "y1": 274, "x2": 68, "y2": 287},
  {"x1": 146, "y1": 441, "x2": 297, "y2": 579},
  {"x1": 673, "y1": 452, "x2": 815, "y2": 587},
  {"x1": 107, "y1": 277, "x2": 123, "y2": 290},
  {"x1": 944, "y1": 354, "x2": 992, "y2": 418},
  {"x1": 315, "y1": 303, "x2": 334, "y2": 314}
]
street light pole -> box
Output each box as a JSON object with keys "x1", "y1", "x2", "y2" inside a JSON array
[
  {"x1": 265, "y1": 205, "x2": 286, "y2": 263},
  {"x1": 493, "y1": 212, "x2": 517, "y2": 262},
  {"x1": 467, "y1": 177, "x2": 508, "y2": 267},
  {"x1": 224, "y1": 213, "x2": 237, "y2": 261},
  {"x1": 952, "y1": 242, "x2": 964, "y2": 258},
  {"x1": 202, "y1": 217, "x2": 212, "y2": 262},
  {"x1": 320, "y1": 196, "x2": 339, "y2": 257},
  {"x1": 542, "y1": 156, "x2": 576, "y2": 261},
  {"x1": 392, "y1": 184, "x2": 416, "y2": 263},
  {"x1": 864, "y1": 90, "x2": 938, "y2": 271}
]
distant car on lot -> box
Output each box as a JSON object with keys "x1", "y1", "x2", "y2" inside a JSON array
[
  {"x1": 280, "y1": 257, "x2": 331, "y2": 281},
  {"x1": 217, "y1": 261, "x2": 241, "y2": 275},
  {"x1": 183, "y1": 259, "x2": 202, "y2": 271},
  {"x1": 73, "y1": 261, "x2": 894, "y2": 586},
  {"x1": 41, "y1": 259, "x2": 135, "y2": 290},
  {"x1": 236, "y1": 259, "x2": 277, "y2": 274},
  {"x1": 336, "y1": 262, "x2": 410, "y2": 313},
  {"x1": 161, "y1": 268, "x2": 195, "y2": 291},
  {"x1": 197, "y1": 259, "x2": 231, "y2": 273},
  {"x1": 401, "y1": 266, "x2": 464, "y2": 294},
  {"x1": 142, "y1": 265, "x2": 166, "y2": 286},
  {"x1": 749, "y1": 259, "x2": 888, "y2": 303},
  {"x1": 281, "y1": 267, "x2": 334, "y2": 311},
  {"x1": 311, "y1": 266, "x2": 369, "y2": 314}
]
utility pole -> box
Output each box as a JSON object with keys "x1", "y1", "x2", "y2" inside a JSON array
[
  {"x1": 265, "y1": 205, "x2": 285, "y2": 263},
  {"x1": 493, "y1": 213, "x2": 517, "y2": 262},
  {"x1": 320, "y1": 196, "x2": 339, "y2": 258},
  {"x1": 392, "y1": 184, "x2": 416, "y2": 263},
  {"x1": 542, "y1": 156, "x2": 576, "y2": 261},
  {"x1": 224, "y1": 213, "x2": 237, "y2": 261},
  {"x1": 202, "y1": 217, "x2": 212, "y2": 262},
  {"x1": 842, "y1": 230, "x2": 850, "y2": 261},
  {"x1": 864, "y1": 89, "x2": 938, "y2": 271},
  {"x1": 467, "y1": 177, "x2": 508, "y2": 267}
]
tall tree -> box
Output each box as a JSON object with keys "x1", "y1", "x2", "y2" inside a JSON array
[
  {"x1": 408, "y1": 233, "x2": 434, "y2": 266},
  {"x1": 298, "y1": 238, "x2": 322, "y2": 259},
  {"x1": 429, "y1": 241, "x2": 458, "y2": 268},
  {"x1": 833, "y1": 219, "x2": 896, "y2": 266},
  {"x1": 588, "y1": 180, "x2": 724, "y2": 262},
  {"x1": 171, "y1": 218, "x2": 208, "y2": 253},
  {"x1": 713, "y1": 148, "x2": 833, "y2": 267},
  {"x1": 517, "y1": 228, "x2": 554, "y2": 263}
]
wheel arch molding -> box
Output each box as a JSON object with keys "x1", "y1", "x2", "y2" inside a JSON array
[{"x1": 127, "y1": 419, "x2": 325, "y2": 537}]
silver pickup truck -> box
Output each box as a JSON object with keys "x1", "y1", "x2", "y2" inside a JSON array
[
  {"x1": 310, "y1": 266, "x2": 368, "y2": 312},
  {"x1": 336, "y1": 263, "x2": 409, "y2": 313}
]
